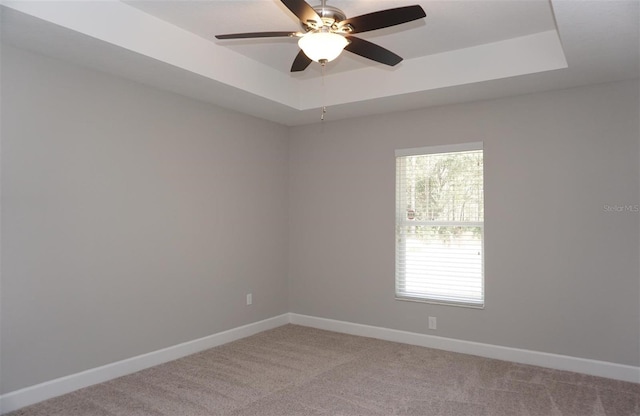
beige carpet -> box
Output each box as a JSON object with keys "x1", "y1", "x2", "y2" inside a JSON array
[{"x1": 7, "y1": 324, "x2": 639, "y2": 416}]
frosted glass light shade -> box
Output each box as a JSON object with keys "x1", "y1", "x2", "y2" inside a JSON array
[{"x1": 298, "y1": 32, "x2": 348, "y2": 63}]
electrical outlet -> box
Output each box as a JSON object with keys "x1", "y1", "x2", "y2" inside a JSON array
[
  {"x1": 428, "y1": 316, "x2": 437, "y2": 330},
  {"x1": 246, "y1": 293, "x2": 252, "y2": 305}
]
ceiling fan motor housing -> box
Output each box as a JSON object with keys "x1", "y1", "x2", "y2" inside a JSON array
[{"x1": 304, "y1": 4, "x2": 348, "y2": 31}]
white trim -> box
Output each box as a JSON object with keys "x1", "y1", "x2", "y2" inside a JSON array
[
  {"x1": 289, "y1": 313, "x2": 640, "y2": 384},
  {"x1": 3, "y1": 312, "x2": 638, "y2": 414},
  {"x1": 394, "y1": 295, "x2": 485, "y2": 309},
  {"x1": 395, "y1": 141, "x2": 483, "y2": 157},
  {"x1": 0, "y1": 314, "x2": 289, "y2": 415}
]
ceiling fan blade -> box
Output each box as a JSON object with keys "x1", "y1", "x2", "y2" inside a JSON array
[
  {"x1": 281, "y1": 0, "x2": 322, "y2": 27},
  {"x1": 291, "y1": 50, "x2": 312, "y2": 72},
  {"x1": 215, "y1": 31, "x2": 297, "y2": 40},
  {"x1": 345, "y1": 36, "x2": 403, "y2": 66},
  {"x1": 339, "y1": 5, "x2": 426, "y2": 34}
]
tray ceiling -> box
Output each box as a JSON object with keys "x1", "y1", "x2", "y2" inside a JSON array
[
  {"x1": 124, "y1": 0, "x2": 557, "y2": 76},
  {"x1": 1, "y1": 1, "x2": 638, "y2": 125}
]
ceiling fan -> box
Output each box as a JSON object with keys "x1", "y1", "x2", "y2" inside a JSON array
[{"x1": 215, "y1": 0, "x2": 426, "y2": 72}]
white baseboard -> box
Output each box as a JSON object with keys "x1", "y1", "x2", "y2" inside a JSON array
[
  {"x1": 289, "y1": 313, "x2": 640, "y2": 384},
  {"x1": 0, "y1": 314, "x2": 289, "y2": 415},
  {"x1": 3, "y1": 312, "x2": 638, "y2": 414}
]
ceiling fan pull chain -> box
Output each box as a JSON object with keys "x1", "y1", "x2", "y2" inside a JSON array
[{"x1": 321, "y1": 61, "x2": 327, "y2": 121}]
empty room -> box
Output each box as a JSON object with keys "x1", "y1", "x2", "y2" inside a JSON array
[{"x1": 1, "y1": 0, "x2": 638, "y2": 415}]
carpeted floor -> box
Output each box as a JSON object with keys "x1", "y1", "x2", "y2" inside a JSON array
[{"x1": 6, "y1": 324, "x2": 639, "y2": 415}]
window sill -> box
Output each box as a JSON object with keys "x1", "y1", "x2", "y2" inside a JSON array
[{"x1": 395, "y1": 295, "x2": 485, "y2": 309}]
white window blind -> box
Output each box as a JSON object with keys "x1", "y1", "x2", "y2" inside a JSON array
[{"x1": 395, "y1": 143, "x2": 484, "y2": 308}]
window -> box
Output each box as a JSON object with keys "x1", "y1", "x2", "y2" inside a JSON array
[{"x1": 395, "y1": 142, "x2": 484, "y2": 308}]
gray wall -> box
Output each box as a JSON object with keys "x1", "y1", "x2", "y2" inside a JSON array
[
  {"x1": 2, "y1": 41, "x2": 639, "y2": 396},
  {"x1": 289, "y1": 80, "x2": 640, "y2": 366},
  {"x1": 1, "y1": 45, "x2": 289, "y2": 393}
]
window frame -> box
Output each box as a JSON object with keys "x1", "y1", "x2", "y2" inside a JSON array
[{"x1": 395, "y1": 142, "x2": 485, "y2": 309}]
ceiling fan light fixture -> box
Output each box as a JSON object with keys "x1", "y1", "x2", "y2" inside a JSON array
[{"x1": 298, "y1": 31, "x2": 348, "y2": 63}]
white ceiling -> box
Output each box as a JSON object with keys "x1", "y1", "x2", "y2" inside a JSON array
[
  {"x1": 123, "y1": 0, "x2": 557, "y2": 76},
  {"x1": 1, "y1": 0, "x2": 638, "y2": 126}
]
